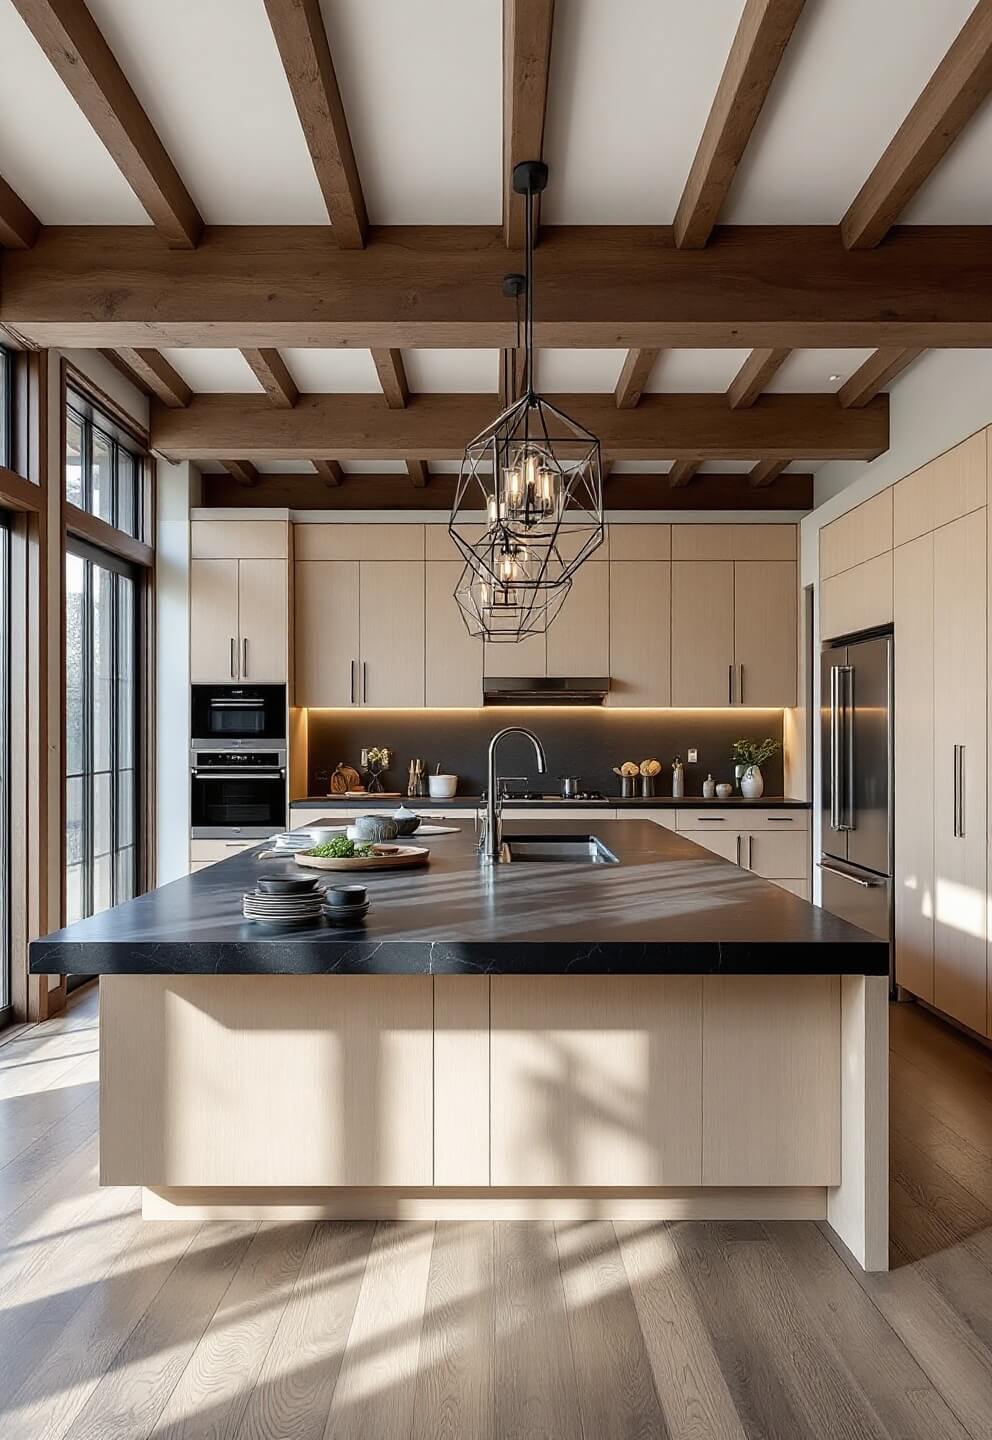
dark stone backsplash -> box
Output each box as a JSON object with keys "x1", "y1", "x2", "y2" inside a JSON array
[{"x1": 304, "y1": 707, "x2": 786, "y2": 799}]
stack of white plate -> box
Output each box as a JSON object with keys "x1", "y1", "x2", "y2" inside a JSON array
[
  {"x1": 268, "y1": 832, "x2": 314, "y2": 855},
  {"x1": 242, "y1": 889, "x2": 323, "y2": 926}
]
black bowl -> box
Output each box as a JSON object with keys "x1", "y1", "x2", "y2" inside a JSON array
[
  {"x1": 256, "y1": 874, "x2": 320, "y2": 895},
  {"x1": 326, "y1": 884, "x2": 368, "y2": 908},
  {"x1": 322, "y1": 901, "x2": 371, "y2": 926}
]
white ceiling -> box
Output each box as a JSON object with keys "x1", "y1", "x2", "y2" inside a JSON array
[
  {"x1": 282, "y1": 349, "x2": 381, "y2": 393},
  {"x1": 765, "y1": 350, "x2": 876, "y2": 393},
  {"x1": 403, "y1": 350, "x2": 500, "y2": 393},
  {"x1": 0, "y1": 0, "x2": 148, "y2": 223},
  {"x1": 320, "y1": 0, "x2": 502, "y2": 224},
  {"x1": 1, "y1": 0, "x2": 988, "y2": 227},
  {"x1": 163, "y1": 349, "x2": 262, "y2": 393},
  {"x1": 724, "y1": 0, "x2": 987, "y2": 224}
]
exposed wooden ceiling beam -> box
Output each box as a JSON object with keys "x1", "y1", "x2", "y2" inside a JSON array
[
  {"x1": 9, "y1": 0, "x2": 202, "y2": 248},
  {"x1": 727, "y1": 347, "x2": 791, "y2": 408},
  {"x1": 837, "y1": 348, "x2": 924, "y2": 408},
  {"x1": 407, "y1": 459, "x2": 429, "y2": 488},
  {"x1": 150, "y1": 391, "x2": 887, "y2": 462},
  {"x1": 503, "y1": 0, "x2": 555, "y2": 249},
  {"x1": 842, "y1": 0, "x2": 992, "y2": 249},
  {"x1": 312, "y1": 458, "x2": 343, "y2": 486},
  {"x1": 104, "y1": 347, "x2": 191, "y2": 408},
  {"x1": 0, "y1": 174, "x2": 39, "y2": 250},
  {"x1": 200, "y1": 468, "x2": 814, "y2": 513},
  {"x1": 667, "y1": 460, "x2": 700, "y2": 488},
  {"x1": 370, "y1": 348, "x2": 409, "y2": 408},
  {"x1": 221, "y1": 460, "x2": 260, "y2": 488},
  {"x1": 9, "y1": 225, "x2": 989, "y2": 348},
  {"x1": 748, "y1": 458, "x2": 790, "y2": 487},
  {"x1": 674, "y1": 0, "x2": 807, "y2": 248},
  {"x1": 241, "y1": 348, "x2": 299, "y2": 408},
  {"x1": 615, "y1": 349, "x2": 660, "y2": 409},
  {"x1": 262, "y1": 0, "x2": 367, "y2": 248}
]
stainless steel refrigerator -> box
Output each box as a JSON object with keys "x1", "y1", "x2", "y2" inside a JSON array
[{"x1": 819, "y1": 632, "x2": 894, "y2": 977}]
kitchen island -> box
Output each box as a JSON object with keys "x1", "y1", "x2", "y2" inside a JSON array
[{"x1": 31, "y1": 819, "x2": 889, "y2": 1269}]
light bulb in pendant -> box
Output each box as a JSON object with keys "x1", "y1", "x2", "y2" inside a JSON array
[
  {"x1": 538, "y1": 465, "x2": 555, "y2": 511},
  {"x1": 505, "y1": 466, "x2": 522, "y2": 507},
  {"x1": 486, "y1": 493, "x2": 498, "y2": 525}
]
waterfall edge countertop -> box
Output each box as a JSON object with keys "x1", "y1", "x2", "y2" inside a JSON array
[{"x1": 31, "y1": 819, "x2": 884, "y2": 977}]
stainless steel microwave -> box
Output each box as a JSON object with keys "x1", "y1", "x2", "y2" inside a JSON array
[{"x1": 191, "y1": 684, "x2": 286, "y2": 746}]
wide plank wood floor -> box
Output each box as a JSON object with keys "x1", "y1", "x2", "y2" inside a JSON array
[{"x1": 2, "y1": 985, "x2": 992, "y2": 1439}]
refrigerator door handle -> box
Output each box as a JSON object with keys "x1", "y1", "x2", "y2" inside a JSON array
[
  {"x1": 816, "y1": 860, "x2": 883, "y2": 888},
  {"x1": 836, "y1": 664, "x2": 854, "y2": 832},
  {"x1": 829, "y1": 666, "x2": 841, "y2": 832}
]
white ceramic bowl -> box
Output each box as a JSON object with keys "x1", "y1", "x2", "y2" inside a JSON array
[
  {"x1": 307, "y1": 826, "x2": 342, "y2": 846},
  {"x1": 428, "y1": 774, "x2": 458, "y2": 799}
]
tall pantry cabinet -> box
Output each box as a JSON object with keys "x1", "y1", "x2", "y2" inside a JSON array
[{"x1": 891, "y1": 432, "x2": 990, "y2": 1037}]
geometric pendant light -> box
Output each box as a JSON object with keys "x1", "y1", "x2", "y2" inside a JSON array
[{"x1": 448, "y1": 160, "x2": 606, "y2": 642}]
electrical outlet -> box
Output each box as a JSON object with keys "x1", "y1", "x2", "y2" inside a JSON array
[{"x1": 687, "y1": 747, "x2": 698, "y2": 764}]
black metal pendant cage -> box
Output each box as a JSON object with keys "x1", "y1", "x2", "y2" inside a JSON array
[{"x1": 453, "y1": 552, "x2": 572, "y2": 642}]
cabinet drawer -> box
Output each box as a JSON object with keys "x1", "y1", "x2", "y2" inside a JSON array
[
  {"x1": 190, "y1": 839, "x2": 259, "y2": 864},
  {"x1": 630, "y1": 810, "x2": 677, "y2": 830},
  {"x1": 675, "y1": 808, "x2": 809, "y2": 832}
]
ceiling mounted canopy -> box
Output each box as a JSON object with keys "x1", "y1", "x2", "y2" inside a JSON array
[{"x1": 448, "y1": 160, "x2": 606, "y2": 642}]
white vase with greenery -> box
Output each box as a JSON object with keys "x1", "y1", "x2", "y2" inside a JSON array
[{"x1": 732, "y1": 737, "x2": 781, "y2": 800}]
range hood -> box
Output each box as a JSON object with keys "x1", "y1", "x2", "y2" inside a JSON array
[{"x1": 483, "y1": 676, "x2": 610, "y2": 705}]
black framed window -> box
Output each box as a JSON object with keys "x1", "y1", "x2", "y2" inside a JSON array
[
  {"x1": 65, "y1": 540, "x2": 140, "y2": 926},
  {"x1": 0, "y1": 511, "x2": 10, "y2": 1025},
  {"x1": 65, "y1": 389, "x2": 142, "y2": 540},
  {"x1": 0, "y1": 345, "x2": 12, "y2": 471}
]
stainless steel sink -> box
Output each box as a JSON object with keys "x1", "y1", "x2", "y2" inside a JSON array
[{"x1": 499, "y1": 835, "x2": 620, "y2": 865}]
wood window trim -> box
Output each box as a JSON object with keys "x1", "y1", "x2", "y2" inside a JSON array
[{"x1": 60, "y1": 361, "x2": 157, "y2": 915}]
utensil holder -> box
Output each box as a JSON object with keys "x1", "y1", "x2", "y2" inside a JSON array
[
  {"x1": 621, "y1": 776, "x2": 637, "y2": 798},
  {"x1": 640, "y1": 775, "x2": 656, "y2": 797}
]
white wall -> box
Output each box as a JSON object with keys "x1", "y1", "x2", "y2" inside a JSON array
[
  {"x1": 61, "y1": 348, "x2": 149, "y2": 430},
  {"x1": 801, "y1": 349, "x2": 992, "y2": 899},
  {"x1": 156, "y1": 460, "x2": 199, "y2": 883}
]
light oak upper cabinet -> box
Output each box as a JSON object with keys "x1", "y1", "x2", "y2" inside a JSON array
[
  {"x1": 608, "y1": 561, "x2": 671, "y2": 707},
  {"x1": 190, "y1": 521, "x2": 289, "y2": 684},
  {"x1": 190, "y1": 558, "x2": 239, "y2": 683},
  {"x1": 295, "y1": 561, "x2": 359, "y2": 707},
  {"x1": 295, "y1": 560, "x2": 425, "y2": 708},
  {"x1": 189, "y1": 557, "x2": 287, "y2": 683},
  {"x1": 932, "y1": 510, "x2": 987, "y2": 1035},
  {"x1": 425, "y1": 562, "x2": 483, "y2": 707},
  {"x1": 672, "y1": 562, "x2": 735, "y2": 706},
  {"x1": 359, "y1": 562, "x2": 425, "y2": 708},
  {"x1": 547, "y1": 564, "x2": 609, "y2": 677},
  {"x1": 671, "y1": 527, "x2": 797, "y2": 706},
  {"x1": 734, "y1": 561, "x2": 797, "y2": 707},
  {"x1": 238, "y1": 559, "x2": 289, "y2": 683}
]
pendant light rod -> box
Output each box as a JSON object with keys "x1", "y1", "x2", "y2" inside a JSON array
[{"x1": 512, "y1": 160, "x2": 547, "y2": 400}]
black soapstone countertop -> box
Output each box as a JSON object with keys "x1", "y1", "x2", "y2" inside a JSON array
[{"x1": 31, "y1": 818, "x2": 885, "y2": 978}]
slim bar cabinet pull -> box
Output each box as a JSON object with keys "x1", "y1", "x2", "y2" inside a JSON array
[
  {"x1": 230, "y1": 637, "x2": 236, "y2": 678},
  {"x1": 362, "y1": 661, "x2": 368, "y2": 704},
  {"x1": 242, "y1": 638, "x2": 248, "y2": 678},
  {"x1": 953, "y1": 745, "x2": 966, "y2": 838},
  {"x1": 728, "y1": 664, "x2": 734, "y2": 704},
  {"x1": 739, "y1": 664, "x2": 745, "y2": 705},
  {"x1": 350, "y1": 659, "x2": 356, "y2": 704}
]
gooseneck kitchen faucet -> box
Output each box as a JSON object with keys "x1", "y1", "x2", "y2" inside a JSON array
[{"x1": 481, "y1": 726, "x2": 547, "y2": 862}]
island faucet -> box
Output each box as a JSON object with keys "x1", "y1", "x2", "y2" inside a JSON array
[{"x1": 481, "y1": 726, "x2": 547, "y2": 862}]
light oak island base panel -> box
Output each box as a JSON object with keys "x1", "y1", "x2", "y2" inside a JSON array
[{"x1": 100, "y1": 972, "x2": 888, "y2": 1267}]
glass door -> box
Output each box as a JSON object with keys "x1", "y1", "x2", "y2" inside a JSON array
[{"x1": 65, "y1": 540, "x2": 140, "y2": 929}]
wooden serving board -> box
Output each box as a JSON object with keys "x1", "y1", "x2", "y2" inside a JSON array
[
  {"x1": 344, "y1": 790, "x2": 403, "y2": 798},
  {"x1": 295, "y1": 845, "x2": 430, "y2": 872}
]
